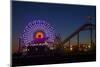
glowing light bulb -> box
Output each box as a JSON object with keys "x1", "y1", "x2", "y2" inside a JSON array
[
  {"x1": 88, "y1": 45, "x2": 91, "y2": 48},
  {"x1": 70, "y1": 47, "x2": 73, "y2": 51}
]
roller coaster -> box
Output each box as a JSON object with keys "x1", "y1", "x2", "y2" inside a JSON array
[
  {"x1": 62, "y1": 23, "x2": 96, "y2": 45},
  {"x1": 61, "y1": 23, "x2": 96, "y2": 50}
]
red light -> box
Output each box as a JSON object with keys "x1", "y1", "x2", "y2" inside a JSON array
[{"x1": 35, "y1": 32, "x2": 44, "y2": 39}]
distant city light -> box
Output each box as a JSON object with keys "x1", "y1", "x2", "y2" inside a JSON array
[
  {"x1": 70, "y1": 47, "x2": 73, "y2": 51},
  {"x1": 88, "y1": 45, "x2": 91, "y2": 48}
]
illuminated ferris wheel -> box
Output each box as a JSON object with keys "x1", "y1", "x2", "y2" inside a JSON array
[{"x1": 21, "y1": 20, "x2": 55, "y2": 46}]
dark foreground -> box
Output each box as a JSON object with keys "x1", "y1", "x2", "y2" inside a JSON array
[{"x1": 12, "y1": 50, "x2": 96, "y2": 66}]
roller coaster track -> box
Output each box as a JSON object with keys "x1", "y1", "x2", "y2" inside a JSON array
[{"x1": 61, "y1": 23, "x2": 96, "y2": 45}]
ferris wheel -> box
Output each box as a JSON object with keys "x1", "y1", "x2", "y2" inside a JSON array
[{"x1": 21, "y1": 20, "x2": 55, "y2": 46}]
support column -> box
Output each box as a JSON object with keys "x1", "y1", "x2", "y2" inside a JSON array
[
  {"x1": 90, "y1": 26, "x2": 92, "y2": 46},
  {"x1": 18, "y1": 38, "x2": 21, "y2": 53},
  {"x1": 69, "y1": 40, "x2": 70, "y2": 50},
  {"x1": 77, "y1": 32, "x2": 80, "y2": 50}
]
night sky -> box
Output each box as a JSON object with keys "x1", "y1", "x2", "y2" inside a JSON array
[{"x1": 12, "y1": 1, "x2": 96, "y2": 53}]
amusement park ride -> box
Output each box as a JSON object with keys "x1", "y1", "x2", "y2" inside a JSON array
[
  {"x1": 18, "y1": 20, "x2": 56, "y2": 55},
  {"x1": 17, "y1": 17, "x2": 96, "y2": 56},
  {"x1": 12, "y1": 17, "x2": 96, "y2": 66}
]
